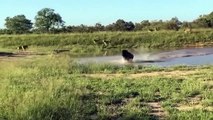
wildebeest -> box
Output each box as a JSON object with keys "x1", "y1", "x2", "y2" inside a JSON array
[
  {"x1": 122, "y1": 50, "x2": 134, "y2": 62},
  {"x1": 17, "y1": 45, "x2": 28, "y2": 51}
]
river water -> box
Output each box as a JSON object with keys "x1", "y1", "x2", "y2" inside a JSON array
[{"x1": 78, "y1": 47, "x2": 213, "y2": 67}]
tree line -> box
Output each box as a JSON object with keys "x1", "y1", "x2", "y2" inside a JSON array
[{"x1": 0, "y1": 8, "x2": 213, "y2": 34}]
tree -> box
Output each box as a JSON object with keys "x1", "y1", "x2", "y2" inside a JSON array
[
  {"x1": 0, "y1": 29, "x2": 13, "y2": 34},
  {"x1": 94, "y1": 23, "x2": 104, "y2": 31},
  {"x1": 182, "y1": 21, "x2": 192, "y2": 28},
  {"x1": 193, "y1": 12, "x2": 213, "y2": 28},
  {"x1": 5, "y1": 15, "x2": 32, "y2": 34},
  {"x1": 135, "y1": 20, "x2": 150, "y2": 31},
  {"x1": 125, "y1": 21, "x2": 135, "y2": 31},
  {"x1": 193, "y1": 16, "x2": 209, "y2": 28},
  {"x1": 35, "y1": 8, "x2": 64, "y2": 32},
  {"x1": 165, "y1": 17, "x2": 182, "y2": 31},
  {"x1": 114, "y1": 19, "x2": 126, "y2": 31},
  {"x1": 208, "y1": 12, "x2": 213, "y2": 27},
  {"x1": 112, "y1": 19, "x2": 135, "y2": 31},
  {"x1": 105, "y1": 24, "x2": 114, "y2": 31},
  {"x1": 149, "y1": 20, "x2": 164, "y2": 31}
]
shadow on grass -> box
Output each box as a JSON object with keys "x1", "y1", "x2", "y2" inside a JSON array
[
  {"x1": 17, "y1": 91, "x2": 162, "y2": 120},
  {"x1": 0, "y1": 52, "x2": 13, "y2": 56}
]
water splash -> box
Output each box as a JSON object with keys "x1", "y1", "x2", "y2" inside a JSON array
[{"x1": 78, "y1": 47, "x2": 213, "y2": 66}]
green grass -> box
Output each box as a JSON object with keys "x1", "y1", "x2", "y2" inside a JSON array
[
  {"x1": 0, "y1": 56, "x2": 212, "y2": 120},
  {"x1": 0, "y1": 29, "x2": 213, "y2": 56},
  {"x1": 0, "y1": 29, "x2": 213, "y2": 119}
]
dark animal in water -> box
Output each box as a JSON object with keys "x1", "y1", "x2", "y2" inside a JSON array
[
  {"x1": 122, "y1": 50, "x2": 134, "y2": 62},
  {"x1": 17, "y1": 45, "x2": 28, "y2": 51}
]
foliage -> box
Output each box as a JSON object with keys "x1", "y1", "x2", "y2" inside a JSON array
[
  {"x1": 193, "y1": 12, "x2": 213, "y2": 28},
  {"x1": 135, "y1": 20, "x2": 151, "y2": 31},
  {"x1": 105, "y1": 19, "x2": 135, "y2": 31},
  {"x1": 34, "y1": 8, "x2": 64, "y2": 32},
  {"x1": 165, "y1": 17, "x2": 182, "y2": 31},
  {"x1": 0, "y1": 29, "x2": 13, "y2": 34},
  {"x1": 4, "y1": 15, "x2": 32, "y2": 34},
  {"x1": 1, "y1": 10, "x2": 213, "y2": 34}
]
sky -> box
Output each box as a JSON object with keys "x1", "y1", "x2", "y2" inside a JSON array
[{"x1": 0, "y1": 0, "x2": 213, "y2": 28}]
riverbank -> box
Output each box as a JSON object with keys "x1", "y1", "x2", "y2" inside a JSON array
[{"x1": 0, "y1": 29, "x2": 213, "y2": 56}]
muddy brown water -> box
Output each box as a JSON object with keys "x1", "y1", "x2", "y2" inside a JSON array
[{"x1": 78, "y1": 47, "x2": 213, "y2": 67}]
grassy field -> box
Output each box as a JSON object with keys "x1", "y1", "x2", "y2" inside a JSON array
[
  {"x1": 0, "y1": 55, "x2": 212, "y2": 120},
  {"x1": 0, "y1": 29, "x2": 213, "y2": 119},
  {"x1": 0, "y1": 29, "x2": 213, "y2": 56}
]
